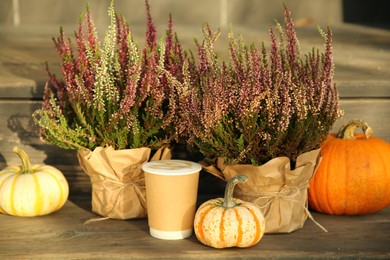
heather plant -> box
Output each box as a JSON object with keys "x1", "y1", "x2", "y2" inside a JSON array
[
  {"x1": 33, "y1": 1, "x2": 184, "y2": 151},
  {"x1": 178, "y1": 7, "x2": 342, "y2": 166}
]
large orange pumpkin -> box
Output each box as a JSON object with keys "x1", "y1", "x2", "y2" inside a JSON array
[{"x1": 308, "y1": 120, "x2": 390, "y2": 215}]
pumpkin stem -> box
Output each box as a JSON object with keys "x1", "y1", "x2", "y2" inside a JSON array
[
  {"x1": 13, "y1": 146, "x2": 33, "y2": 174},
  {"x1": 223, "y1": 175, "x2": 248, "y2": 208},
  {"x1": 336, "y1": 119, "x2": 373, "y2": 140}
]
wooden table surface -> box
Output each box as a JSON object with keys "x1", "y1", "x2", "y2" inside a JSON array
[{"x1": 0, "y1": 200, "x2": 389, "y2": 260}]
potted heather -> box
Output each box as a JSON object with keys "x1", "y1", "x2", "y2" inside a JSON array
[
  {"x1": 33, "y1": 1, "x2": 185, "y2": 219},
  {"x1": 177, "y1": 8, "x2": 341, "y2": 232}
]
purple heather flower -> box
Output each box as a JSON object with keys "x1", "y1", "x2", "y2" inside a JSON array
[
  {"x1": 34, "y1": 0, "x2": 185, "y2": 150},
  {"x1": 178, "y1": 7, "x2": 341, "y2": 165}
]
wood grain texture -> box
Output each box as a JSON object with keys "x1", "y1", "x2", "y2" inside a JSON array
[
  {"x1": 333, "y1": 99, "x2": 390, "y2": 141},
  {"x1": 0, "y1": 201, "x2": 389, "y2": 259}
]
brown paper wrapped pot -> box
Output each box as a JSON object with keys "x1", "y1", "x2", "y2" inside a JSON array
[
  {"x1": 77, "y1": 146, "x2": 171, "y2": 219},
  {"x1": 202, "y1": 149, "x2": 321, "y2": 233}
]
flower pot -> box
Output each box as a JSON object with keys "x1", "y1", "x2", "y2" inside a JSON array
[
  {"x1": 202, "y1": 149, "x2": 324, "y2": 233},
  {"x1": 77, "y1": 146, "x2": 171, "y2": 219}
]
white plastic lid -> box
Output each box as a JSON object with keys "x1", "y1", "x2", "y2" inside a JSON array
[{"x1": 142, "y1": 160, "x2": 202, "y2": 176}]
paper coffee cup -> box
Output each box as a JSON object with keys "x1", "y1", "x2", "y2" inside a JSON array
[{"x1": 142, "y1": 160, "x2": 201, "y2": 240}]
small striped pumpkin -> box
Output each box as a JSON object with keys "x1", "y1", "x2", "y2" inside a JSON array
[
  {"x1": 194, "y1": 175, "x2": 265, "y2": 248},
  {"x1": 0, "y1": 147, "x2": 69, "y2": 217}
]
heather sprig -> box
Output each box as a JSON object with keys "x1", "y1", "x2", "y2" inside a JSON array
[
  {"x1": 33, "y1": 1, "x2": 184, "y2": 151},
  {"x1": 178, "y1": 7, "x2": 342, "y2": 165}
]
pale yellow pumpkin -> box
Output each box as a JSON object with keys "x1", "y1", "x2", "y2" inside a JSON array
[
  {"x1": 0, "y1": 147, "x2": 69, "y2": 217},
  {"x1": 194, "y1": 175, "x2": 265, "y2": 248}
]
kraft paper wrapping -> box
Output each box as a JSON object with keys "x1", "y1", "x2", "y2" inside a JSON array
[
  {"x1": 202, "y1": 149, "x2": 324, "y2": 233},
  {"x1": 77, "y1": 146, "x2": 172, "y2": 220}
]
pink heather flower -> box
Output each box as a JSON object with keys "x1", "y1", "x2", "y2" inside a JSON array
[
  {"x1": 178, "y1": 7, "x2": 341, "y2": 165},
  {"x1": 34, "y1": 0, "x2": 185, "y2": 150}
]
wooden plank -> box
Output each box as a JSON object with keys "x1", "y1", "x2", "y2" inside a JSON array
[
  {"x1": 0, "y1": 100, "x2": 79, "y2": 166},
  {"x1": 1, "y1": 22, "x2": 390, "y2": 100},
  {"x1": 337, "y1": 80, "x2": 390, "y2": 98},
  {"x1": 333, "y1": 99, "x2": 390, "y2": 141},
  {"x1": 0, "y1": 201, "x2": 389, "y2": 259}
]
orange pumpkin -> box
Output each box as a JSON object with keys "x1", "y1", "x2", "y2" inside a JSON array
[
  {"x1": 194, "y1": 175, "x2": 265, "y2": 248},
  {"x1": 308, "y1": 120, "x2": 390, "y2": 215}
]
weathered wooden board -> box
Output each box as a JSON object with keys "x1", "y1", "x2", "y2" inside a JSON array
[
  {"x1": 0, "y1": 201, "x2": 389, "y2": 259},
  {"x1": 333, "y1": 99, "x2": 390, "y2": 139}
]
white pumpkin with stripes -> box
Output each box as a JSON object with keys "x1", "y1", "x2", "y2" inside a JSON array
[
  {"x1": 194, "y1": 175, "x2": 265, "y2": 248},
  {"x1": 0, "y1": 147, "x2": 69, "y2": 217}
]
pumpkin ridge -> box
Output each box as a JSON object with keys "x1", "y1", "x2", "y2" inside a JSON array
[
  {"x1": 360, "y1": 142, "x2": 374, "y2": 214},
  {"x1": 207, "y1": 206, "x2": 224, "y2": 247},
  {"x1": 0, "y1": 172, "x2": 11, "y2": 190},
  {"x1": 9, "y1": 174, "x2": 20, "y2": 215},
  {"x1": 325, "y1": 140, "x2": 340, "y2": 214},
  {"x1": 0, "y1": 171, "x2": 18, "y2": 214},
  {"x1": 195, "y1": 204, "x2": 214, "y2": 243},
  {"x1": 32, "y1": 174, "x2": 44, "y2": 216},
  {"x1": 314, "y1": 145, "x2": 329, "y2": 213},
  {"x1": 348, "y1": 138, "x2": 370, "y2": 214},
  {"x1": 344, "y1": 139, "x2": 358, "y2": 214},
  {"x1": 233, "y1": 208, "x2": 243, "y2": 247},
  {"x1": 39, "y1": 168, "x2": 66, "y2": 211},
  {"x1": 245, "y1": 205, "x2": 261, "y2": 247},
  {"x1": 343, "y1": 140, "x2": 351, "y2": 214},
  {"x1": 219, "y1": 210, "x2": 226, "y2": 245}
]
